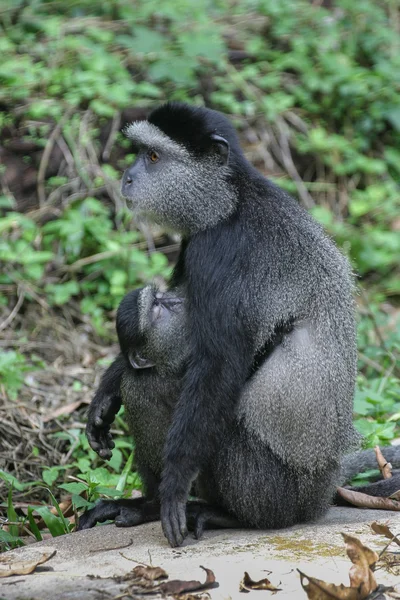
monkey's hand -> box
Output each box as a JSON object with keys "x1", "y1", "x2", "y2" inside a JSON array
[
  {"x1": 86, "y1": 393, "x2": 122, "y2": 460},
  {"x1": 160, "y1": 469, "x2": 189, "y2": 547},
  {"x1": 78, "y1": 498, "x2": 159, "y2": 530},
  {"x1": 161, "y1": 497, "x2": 188, "y2": 547}
]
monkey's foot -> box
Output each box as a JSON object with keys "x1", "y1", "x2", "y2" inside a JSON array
[
  {"x1": 77, "y1": 498, "x2": 159, "y2": 530},
  {"x1": 186, "y1": 501, "x2": 241, "y2": 540}
]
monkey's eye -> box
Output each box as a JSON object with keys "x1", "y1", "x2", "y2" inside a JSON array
[{"x1": 148, "y1": 150, "x2": 159, "y2": 163}]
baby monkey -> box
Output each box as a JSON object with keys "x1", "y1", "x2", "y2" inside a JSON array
[{"x1": 86, "y1": 284, "x2": 185, "y2": 464}]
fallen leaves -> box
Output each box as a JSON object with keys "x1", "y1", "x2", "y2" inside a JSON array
[
  {"x1": 131, "y1": 564, "x2": 168, "y2": 582},
  {"x1": 336, "y1": 488, "x2": 400, "y2": 511},
  {"x1": 337, "y1": 446, "x2": 400, "y2": 511},
  {"x1": 106, "y1": 563, "x2": 218, "y2": 598},
  {"x1": 0, "y1": 550, "x2": 56, "y2": 578},
  {"x1": 300, "y1": 534, "x2": 379, "y2": 600},
  {"x1": 299, "y1": 572, "x2": 360, "y2": 600},
  {"x1": 344, "y1": 534, "x2": 378, "y2": 597},
  {"x1": 158, "y1": 566, "x2": 217, "y2": 596},
  {"x1": 239, "y1": 571, "x2": 281, "y2": 593},
  {"x1": 374, "y1": 447, "x2": 392, "y2": 479},
  {"x1": 371, "y1": 521, "x2": 400, "y2": 547}
]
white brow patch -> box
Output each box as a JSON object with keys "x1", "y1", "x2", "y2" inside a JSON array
[{"x1": 124, "y1": 121, "x2": 189, "y2": 157}]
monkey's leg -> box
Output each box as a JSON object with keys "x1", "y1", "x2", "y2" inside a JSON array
[
  {"x1": 186, "y1": 501, "x2": 241, "y2": 539},
  {"x1": 78, "y1": 467, "x2": 161, "y2": 530},
  {"x1": 78, "y1": 498, "x2": 160, "y2": 530}
]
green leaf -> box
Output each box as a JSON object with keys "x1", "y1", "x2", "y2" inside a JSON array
[
  {"x1": 45, "y1": 488, "x2": 71, "y2": 533},
  {"x1": 116, "y1": 450, "x2": 134, "y2": 493},
  {"x1": 0, "y1": 469, "x2": 29, "y2": 491},
  {"x1": 385, "y1": 107, "x2": 400, "y2": 131},
  {"x1": 71, "y1": 495, "x2": 93, "y2": 509},
  {"x1": 27, "y1": 506, "x2": 43, "y2": 542},
  {"x1": 90, "y1": 100, "x2": 115, "y2": 118},
  {"x1": 7, "y1": 487, "x2": 19, "y2": 539},
  {"x1": 42, "y1": 467, "x2": 60, "y2": 487},
  {"x1": 130, "y1": 27, "x2": 166, "y2": 54},
  {"x1": 59, "y1": 482, "x2": 88, "y2": 495},
  {"x1": 0, "y1": 529, "x2": 24, "y2": 549},
  {"x1": 34, "y1": 506, "x2": 65, "y2": 537},
  {"x1": 108, "y1": 447, "x2": 123, "y2": 473}
]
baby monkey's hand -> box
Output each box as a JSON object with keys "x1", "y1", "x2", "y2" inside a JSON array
[{"x1": 86, "y1": 392, "x2": 122, "y2": 459}]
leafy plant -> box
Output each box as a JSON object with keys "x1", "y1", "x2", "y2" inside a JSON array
[{"x1": 1, "y1": 0, "x2": 399, "y2": 526}]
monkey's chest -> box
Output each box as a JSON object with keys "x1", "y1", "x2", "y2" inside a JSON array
[{"x1": 120, "y1": 371, "x2": 179, "y2": 474}]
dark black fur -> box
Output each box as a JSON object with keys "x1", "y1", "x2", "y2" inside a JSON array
[
  {"x1": 81, "y1": 104, "x2": 400, "y2": 547},
  {"x1": 82, "y1": 284, "x2": 400, "y2": 538},
  {"x1": 85, "y1": 291, "x2": 143, "y2": 459}
]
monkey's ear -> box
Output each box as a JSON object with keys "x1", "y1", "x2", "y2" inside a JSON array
[
  {"x1": 210, "y1": 133, "x2": 230, "y2": 165},
  {"x1": 128, "y1": 351, "x2": 155, "y2": 370}
]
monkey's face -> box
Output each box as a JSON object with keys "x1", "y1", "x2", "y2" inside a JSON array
[
  {"x1": 121, "y1": 120, "x2": 236, "y2": 234},
  {"x1": 117, "y1": 286, "x2": 188, "y2": 375}
]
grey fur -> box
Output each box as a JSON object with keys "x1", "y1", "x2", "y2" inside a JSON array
[
  {"x1": 120, "y1": 110, "x2": 361, "y2": 531},
  {"x1": 121, "y1": 285, "x2": 187, "y2": 495},
  {"x1": 82, "y1": 106, "x2": 400, "y2": 539},
  {"x1": 120, "y1": 284, "x2": 400, "y2": 529},
  {"x1": 123, "y1": 122, "x2": 236, "y2": 233}
]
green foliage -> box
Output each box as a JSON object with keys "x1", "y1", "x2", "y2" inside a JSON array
[
  {"x1": 0, "y1": 351, "x2": 39, "y2": 400},
  {"x1": 0, "y1": 198, "x2": 170, "y2": 337},
  {"x1": 0, "y1": 480, "x2": 71, "y2": 550},
  {"x1": 1, "y1": 0, "x2": 399, "y2": 519}
]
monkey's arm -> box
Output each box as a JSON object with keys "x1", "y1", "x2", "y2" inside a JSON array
[
  {"x1": 161, "y1": 230, "x2": 253, "y2": 547},
  {"x1": 86, "y1": 354, "x2": 124, "y2": 459}
]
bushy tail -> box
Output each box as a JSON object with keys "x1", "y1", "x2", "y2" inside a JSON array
[{"x1": 340, "y1": 446, "x2": 400, "y2": 484}]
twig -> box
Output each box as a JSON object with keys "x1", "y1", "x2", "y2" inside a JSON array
[
  {"x1": 89, "y1": 539, "x2": 134, "y2": 553},
  {"x1": 358, "y1": 352, "x2": 386, "y2": 375},
  {"x1": 359, "y1": 287, "x2": 399, "y2": 377},
  {"x1": 276, "y1": 116, "x2": 315, "y2": 209},
  {"x1": 102, "y1": 112, "x2": 121, "y2": 161},
  {"x1": 37, "y1": 106, "x2": 74, "y2": 207},
  {"x1": 0, "y1": 290, "x2": 25, "y2": 332}
]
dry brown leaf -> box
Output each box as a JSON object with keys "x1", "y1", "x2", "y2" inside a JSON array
[
  {"x1": 389, "y1": 490, "x2": 400, "y2": 501},
  {"x1": 131, "y1": 565, "x2": 168, "y2": 581},
  {"x1": 337, "y1": 487, "x2": 400, "y2": 511},
  {"x1": 50, "y1": 499, "x2": 73, "y2": 517},
  {"x1": 298, "y1": 570, "x2": 360, "y2": 600},
  {"x1": 371, "y1": 522, "x2": 400, "y2": 547},
  {"x1": 375, "y1": 447, "x2": 392, "y2": 479},
  {"x1": 178, "y1": 594, "x2": 211, "y2": 600},
  {"x1": 342, "y1": 534, "x2": 378, "y2": 598},
  {"x1": 239, "y1": 571, "x2": 281, "y2": 592},
  {"x1": 378, "y1": 553, "x2": 400, "y2": 577},
  {"x1": 158, "y1": 566, "x2": 218, "y2": 595},
  {"x1": 0, "y1": 550, "x2": 56, "y2": 578}
]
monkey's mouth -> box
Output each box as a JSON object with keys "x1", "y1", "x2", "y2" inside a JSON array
[{"x1": 123, "y1": 196, "x2": 138, "y2": 210}]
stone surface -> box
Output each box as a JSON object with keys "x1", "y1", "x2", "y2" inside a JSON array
[{"x1": 1, "y1": 508, "x2": 400, "y2": 599}]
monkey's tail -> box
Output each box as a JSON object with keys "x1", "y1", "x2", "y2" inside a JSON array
[{"x1": 340, "y1": 446, "x2": 400, "y2": 484}]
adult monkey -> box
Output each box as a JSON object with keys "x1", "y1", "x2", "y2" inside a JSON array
[
  {"x1": 82, "y1": 103, "x2": 367, "y2": 547},
  {"x1": 80, "y1": 285, "x2": 400, "y2": 537}
]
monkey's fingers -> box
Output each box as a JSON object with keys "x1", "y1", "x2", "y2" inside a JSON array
[
  {"x1": 189, "y1": 504, "x2": 241, "y2": 539},
  {"x1": 97, "y1": 429, "x2": 114, "y2": 459},
  {"x1": 87, "y1": 426, "x2": 114, "y2": 458},
  {"x1": 161, "y1": 500, "x2": 188, "y2": 547}
]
